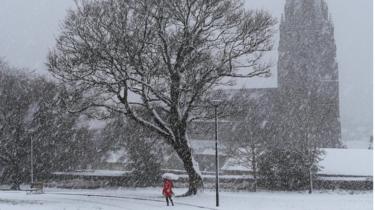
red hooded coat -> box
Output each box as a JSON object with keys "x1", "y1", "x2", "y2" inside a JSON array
[{"x1": 162, "y1": 179, "x2": 173, "y2": 197}]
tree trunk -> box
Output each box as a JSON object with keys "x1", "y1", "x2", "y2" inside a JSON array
[
  {"x1": 10, "y1": 182, "x2": 21, "y2": 190},
  {"x1": 175, "y1": 143, "x2": 203, "y2": 196},
  {"x1": 10, "y1": 167, "x2": 22, "y2": 190}
]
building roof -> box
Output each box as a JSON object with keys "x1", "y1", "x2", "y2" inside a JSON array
[
  {"x1": 53, "y1": 170, "x2": 130, "y2": 177},
  {"x1": 221, "y1": 158, "x2": 251, "y2": 172},
  {"x1": 101, "y1": 148, "x2": 127, "y2": 164},
  {"x1": 190, "y1": 139, "x2": 226, "y2": 156},
  {"x1": 318, "y1": 148, "x2": 373, "y2": 177}
]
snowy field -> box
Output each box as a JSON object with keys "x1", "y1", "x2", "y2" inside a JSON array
[{"x1": 0, "y1": 188, "x2": 371, "y2": 210}]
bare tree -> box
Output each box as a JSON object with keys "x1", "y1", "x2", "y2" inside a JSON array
[
  {"x1": 223, "y1": 89, "x2": 271, "y2": 192},
  {"x1": 48, "y1": 0, "x2": 276, "y2": 195}
]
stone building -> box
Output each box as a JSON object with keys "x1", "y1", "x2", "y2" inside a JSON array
[{"x1": 276, "y1": 0, "x2": 341, "y2": 148}]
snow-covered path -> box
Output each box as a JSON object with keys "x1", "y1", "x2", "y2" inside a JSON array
[{"x1": 0, "y1": 188, "x2": 372, "y2": 210}]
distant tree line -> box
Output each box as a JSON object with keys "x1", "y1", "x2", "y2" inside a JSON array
[
  {"x1": 0, "y1": 60, "x2": 174, "y2": 190},
  {"x1": 0, "y1": 60, "x2": 324, "y2": 192},
  {"x1": 0, "y1": 61, "x2": 96, "y2": 189}
]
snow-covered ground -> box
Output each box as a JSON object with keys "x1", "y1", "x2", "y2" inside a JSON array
[{"x1": 0, "y1": 188, "x2": 371, "y2": 210}]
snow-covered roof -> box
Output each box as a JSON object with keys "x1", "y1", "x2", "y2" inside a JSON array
[
  {"x1": 344, "y1": 140, "x2": 370, "y2": 149},
  {"x1": 53, "y1": 170, "x2": 130, "y2": 177},
  {"x1": 319, "y1": 149, "x2": 373, "y2": 177},
  {"x1": 318, "y1": 176, "x2": 372, "y2": 182},
  {"x1": 178, "y1": 174, "x2": 253, "y2": 180},
  {"x1": 76, "y1": 116, "x2": 108, "y2": 130},
  {"x1": 190, "y1": 139, "x2": 225, "y2": 155},
  {"x1": 221, "y1": 158, "x2": 251, "y2": 172},
  {"x1": 103, "y1": 148, "x2": 127, "y2": 163}
]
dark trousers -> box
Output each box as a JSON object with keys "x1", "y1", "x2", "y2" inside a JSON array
[{"x1": 166, "y1": 196, "x2": 174, "y2": 206}]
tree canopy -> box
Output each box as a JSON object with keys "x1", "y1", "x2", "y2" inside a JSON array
[{"x1": 48, "y1": 0, "x2": 276, "y2": 195}]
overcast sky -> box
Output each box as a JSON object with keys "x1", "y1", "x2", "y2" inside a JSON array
[{"x1": 0, "y1": 0, "x2": 372, "y2": 143}]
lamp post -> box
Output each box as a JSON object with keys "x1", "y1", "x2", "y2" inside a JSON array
[
  {"x1": 30, "y1": 135, "x2": 34, "y2": 184},
  {"x1": 214, "y1": 103, "x2": 219, "y2": 207},
  {"x1": 210, "y1": 100, "x2": 222, "y2": 207}
]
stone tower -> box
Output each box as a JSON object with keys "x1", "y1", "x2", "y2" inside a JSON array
[{"x1": 277, "y1": 0, "x2": 341, "y2": 148}]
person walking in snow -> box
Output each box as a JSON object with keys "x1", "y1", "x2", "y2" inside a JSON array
[{"x1": 162, "y1": 178, "x2": 174, "y2": 206}]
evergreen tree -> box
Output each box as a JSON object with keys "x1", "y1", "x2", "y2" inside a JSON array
[
  {"x1": 127, "y1": 133, "x2": 162, "y2": 187},
  {"x1": 101, "y1": 117, "x2": 163, "y2": 187},
  {"x1": 258, "y1": 148, "x2": 320, "y2": 191}
]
